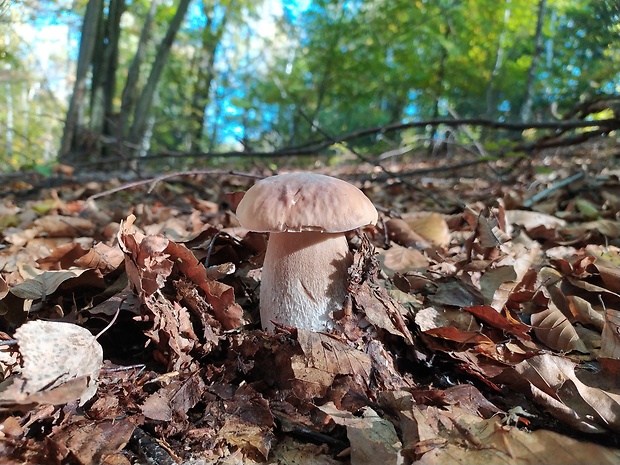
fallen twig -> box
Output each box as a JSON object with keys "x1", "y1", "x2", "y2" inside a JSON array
[{"x1": 523, "y1": 172, "x2": 586, "y2": 208}]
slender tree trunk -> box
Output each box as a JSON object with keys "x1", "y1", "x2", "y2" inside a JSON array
[
  {"x1": 485, "y1": 0, "x2": 511, "y2": 117},
  {"x1": 520, "y1": 0, "x2": 547, "y2": 122},
  {"x1": 188, "y1": 3, "x2": 230, "y2": 152},
  {"x1": 90, "y1": 0, "x2": 125, "y2": 157},
  {"x1": 59, "y1": 0, "x2": 103, "y2": 161},
  {"x1": 5, "y1": 79, "x2": 13, "y2": 160},
  {"x1": 127, "y1": 0, "x2": 191, "y2": 157},
  {"x1": 429, "y1": 12, "x2": 452, "y2": 155},
  {"x1": 120, "y1": 0, "x2": 157, "y2": 137}
]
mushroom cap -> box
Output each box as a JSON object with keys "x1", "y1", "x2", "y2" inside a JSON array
[{"x1": 236, "y1": 173, "x2": 378, "y2": 233}]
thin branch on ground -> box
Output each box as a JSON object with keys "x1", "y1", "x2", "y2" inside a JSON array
[
  {"x1": 523, "y1": 172, "x2": 586, "y2": 208},
  {"x1": 84, "y1": 169, "x2": 263, "y2": 203}
]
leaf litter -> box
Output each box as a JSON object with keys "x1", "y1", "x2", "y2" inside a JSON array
[{"x1": 1, "y1": 148, "x2": 620, "y2": 463}]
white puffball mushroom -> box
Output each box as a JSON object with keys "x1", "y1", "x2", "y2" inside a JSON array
[{"x1": 236, "y1": 173, "x2": 378, "y2": 332}]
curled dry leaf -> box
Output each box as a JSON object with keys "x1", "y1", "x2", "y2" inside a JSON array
[
  {"x1": 385, "y1": 218, "x2": 430, "y2": 249},
  {"x1": 505, "y1": 209, "x2": 567, "y2": 230},
  {"x1": 9, "y1": 268, "x2": 89, "y2": 300},
  {"x1": 163, "y1": 239, "x2": 244, "y2": 330},
  {"x1": 412, "y1": 413, "x2": 620, "y2": 465},
  {"x1": 0, "y1": 320, "x2": 103, "y2": 406},
  {"x1": 497, "y1": 353, "x2": 620, "y2": 434},
  {"x1": 403, "y1": 212, "x2": 451, "y2": 248},
  {"x1": 318, "y1": 402, "x2": 403, "y2": 465},
  {"x1": 480, "y1": 244, "x2": 540, "y2": 311},
  {"x1": 49, "y1": 418, "x2": 135, "y2": 465},
  {"x1": 291, "y1": 330, "x2": 372, "y2": 399},
  {"x1": 33, "y1": 215, "x2": 96, "y2": 238},
  {"x1": 566, "y1": 294, "x2": 605, "y2": 331},
  {"x1": 530, "y1": 302, "x2": 588, "y2": 353},
  {"x1": 593, "y1": 260, "x2": 620, "y2": 294},
  {"x1": 381, "y1": 244, "x2": 429, "y2": 273},
  {"x1": 0, "y1": 276, "x2": 7, "y2": 299},
  {"x1": 463, "y1": 306, "x2": 531, "y2": 341},
  {"x1": 600, "y1": 308, "x2": 620, "y2": 360}
]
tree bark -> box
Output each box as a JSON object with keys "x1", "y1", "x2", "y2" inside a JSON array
[
  {"x1": 188, "y1": 2, "x2": 230, "y2": 153},
  {"x1": 520, "y1": 0, "x2": 547, "y2": 122},
  {"x1": 120, "y1": 0, "x2": 157, "y2": 137},
  {"x1": 127, "y1": 0, "x2": 192, "y2": 157},
  {"x1": 90, "y1": 0, "x2": 125, "y2": 155},
  {"x1": 485, "y1": 0, "x2": 511, "y2": 117},
  {"x1": 58, "y1": 0, "x2": 104, "y2": 161}
]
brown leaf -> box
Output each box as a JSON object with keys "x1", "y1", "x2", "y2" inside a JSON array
[
  {"x1": 144, "y1": 295, "x2": 197, "y2": 371},
  {"x1": 0, "y1": 320, "x2": 102, "y2": 406},
  {"x1": 404, "y1": 212, "x2": 451, "y2": 247},
  {"x1": 319, "y1": 402, "x2": 402, "y2": 465},
  {"x1": 594, "y1": 261, "x2": 620, "y2": 294},
  {"x1": 164, "y1": 238, "x2": 245, "y2": 330},
  {"x1": 9, "y1": 268, "x2": 89, "y2": 300},
  {"x1": 497, "y1": 353, "x2": 620, "y2": 434},
  {"x1": 463, "y1": 305, "x2": 531, "y2": 341},
  {"x1": 423, "y1": 326, "x2": 494, "y2": 346},
  {"x1": 49, "y1": 418, "x2": 135, "y2": 465},
  {"x1": 506, "y1": 209, "x2": 567, "y2": 229},
  {"x1": 566, "y1": 294, "x2": 604, "y2": 331},
  {"x1": 385, "y1": 218, "x2": 431, "y2": 248},
  {"x1": 74, "y1": 243, "x2": 125, "y2": 274},
  {"x1": 413, "y1": 414, "x2": 620, "y2": 465},
  {"x1": 600, "y1": 308, "x2": 620, "y2": 359},
  {"x1": 33, "y1": 215, "x2": 96, "y2": 238},
  {"x1": 530, "y1": 302, "x2": 588, "y2": 353},
  {"x1": 291, "y1": 330, "x2": 372, "y2": 399},
  {"x1": 428, "y1": 278, "x2": 485, "y2": 308},
  {"x1": 382, "y1": 244, "x2": 429, "y2": 273},
  {"x1": 352, "y1": 280, "x2": 414, "y2": 344},
  {"x1": 37, "y1": 242, "x2": 90, "y2": 270}
]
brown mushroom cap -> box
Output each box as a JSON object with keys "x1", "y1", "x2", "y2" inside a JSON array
[{"x1": 236, "y1": 173, "x2": 378, "y2": 233}]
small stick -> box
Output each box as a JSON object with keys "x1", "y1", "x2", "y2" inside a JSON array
[{"x1": 523, "y1": 172, "x2": 585, "y2": 207}]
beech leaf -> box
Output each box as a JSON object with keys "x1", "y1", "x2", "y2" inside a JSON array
[
  {"x1": 531, "y1": 302, "x2": 588, "y2": 353},
  {"x1": 0, "y1": 320, "x2": 103, "y2": 406}
]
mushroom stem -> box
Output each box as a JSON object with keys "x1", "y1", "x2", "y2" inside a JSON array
[{"x1": 260, "y1": 231, "x2": 352, "y2": 331}]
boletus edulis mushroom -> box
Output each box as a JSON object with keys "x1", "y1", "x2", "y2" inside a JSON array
[{"x1": 236, "y1": 173, "x2": 377, "y2": 331}]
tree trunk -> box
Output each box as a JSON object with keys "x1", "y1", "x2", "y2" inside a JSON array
[
  {"x1": 188, "y1": 3, "x2": 230, "y2": 153},
  {"x1": 5, "y1": 76, "x2": 13, "y2": 161},
  {"x1": 58, "y1": 0, "x2": 103, "y2": 161},
  {"x1": 485, "y1": 0, "x2": 511, "y2": 117},
  {"x1": 520, "y1": 0, "x2": 547, "y2": 122},
  {"x1": 120, "y1": 0, "x2": 157, "y2": 137},
  {"x1": 127, "y1": 0, "x2": 191, "y2": 158},
  {"x1": 90, "y1": 0, "x2": 125, "y2": 156},
  {"x1": 429, "y1": 11, "x2": 452, "y2": 155}
]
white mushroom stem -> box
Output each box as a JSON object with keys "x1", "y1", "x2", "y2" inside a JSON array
[{"x1": 260, "y1": 231, "x2": 352, "y2": 331}]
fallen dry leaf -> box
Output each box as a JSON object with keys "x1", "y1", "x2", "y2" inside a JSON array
[
  {"x1": 497, "y1": 353, "x2": 620, "y2": 434},
  {"x1": 530, "y1": 302, "x2": 588, "y2": 353},
  {"x1": 48, "y1": 417, "x2": 135, "y2": 465},
  {"x1": 403, "y1": 212, "x2": 451, "y2": 248},
  {"x1": 0, "y1": 320, "x2": 103, "y2": 406},
  {"x1": 291, "y1": 330, "x2": 372, "y2": 399},
  {"x1": 319, "y1": 401, "x2": 403, "y2": 465},
  {"x1": 412, "y1": 414, "x2": 620, "y2": 465}
]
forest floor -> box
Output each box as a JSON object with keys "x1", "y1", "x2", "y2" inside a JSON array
[{"x1": 0, "y1": 138, "x2": 620, "y2": 464}]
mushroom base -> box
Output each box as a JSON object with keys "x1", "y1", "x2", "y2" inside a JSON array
[{"x1": 260, "y1": 231, "x2": 352, "y2": 332}]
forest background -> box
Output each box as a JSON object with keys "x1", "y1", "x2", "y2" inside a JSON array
[
  {"x1": 1, "y1": 1, "x2": 620, "y2": 463},
  {"x1": 1, "y1": 0, "x2": 619, "y2": 173}
]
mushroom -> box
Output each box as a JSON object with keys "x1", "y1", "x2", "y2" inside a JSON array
[{"x1": 236, "y1": 173, "x2": 377, "y2": 332}]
